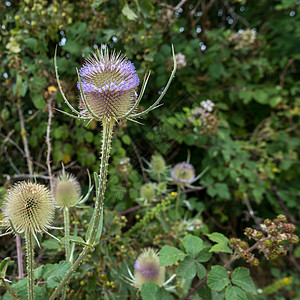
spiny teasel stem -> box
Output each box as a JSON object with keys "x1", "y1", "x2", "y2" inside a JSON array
[
  {"x1": 50, "y1": 120, "x2": 115, "y2": 300},
  {"x1": 64, "y1": 207, "x2": 70, "y2": 261},
  {"x1": 25, "y1": 231, "x2": 35, "y2": 300},
  {"x1": 87, "y1": 119, "x2": 114, "y2": 243}
]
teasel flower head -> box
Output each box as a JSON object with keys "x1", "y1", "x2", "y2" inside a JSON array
[
  {"x1": 171, "y1": 162, "x2": 195, "y2": 186},
  {"x1": 54, "y1": 44, "x2": 177, "y2": 125},
  {"x1": 2, "y1": 181, "x2": 54, "y2": 235},
  {"x1": 133, "y1": 248, "x2": 165, "y2": 288},
  {"x1": 53, "y1": 171, "x2": 81, "y2": 208},
  {"x1": 77, "y1": 47, "x2": 139, "y2": 121}
]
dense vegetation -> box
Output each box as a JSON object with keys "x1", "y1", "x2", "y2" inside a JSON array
[{"x1": 0, "y1": 0, "x2": 300, "y2": 299}]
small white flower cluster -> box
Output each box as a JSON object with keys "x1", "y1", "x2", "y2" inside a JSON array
[
  {"x1": 200, "y1": 99, "x2": 214, "y2": 112},
  {"x1": 192, "y1": 99, "x2": 215, "y2": 118},
  {"x1": 175, "y1": 53, "x2": 187, "y2": 70},
  {"x1": 228, "y1": 29, "x2": 257, "y2": 50}
]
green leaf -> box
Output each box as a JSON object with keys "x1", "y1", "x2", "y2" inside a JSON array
[
  {"x1": 0, "y1": 257, "x2": 10, "y2": 280},
  {"x1": 140, "y1": 282, "x2": 174, "y2": 300},
  {"x1": 122, "y1": 3, "x2": 138, "y2": 20},
  {"x1": 159, "y1": 246, "x2": 186, "y2": 267},
  {"x1": 196, "y1": 262, "x2": 206, "y2": 279},
  {"x1": 42, "y1": 261, "x2": 71, "y2": 289},
  {"x1": 61, "y1": 236, "x2": 94, "y2": 249},
  {"x1": 31, "y1": 94, "x2": 46, "y2": 110},
  {"x1": 225, "y1": 285, "x2": 247, "y2": 300},
  {"x1": 253, "y1": 90, "x2": 268, "y2": 104},
  {"x1": 231, "y1": 267, "x2": 256, "y2": 294},
  {"x1": 34, "y1": 265, "x2": 44, "y2": 280},
  {"x1": 183, "y1": 234, "x2": 203, "y2": 257},
  {"x1": 207, "y1": 233, "x2": 230, "y2": 244},
  {"x1": 94, "y1": 207, "x2": 104, "y2": 244},
  {"x1": 42, "y1": 239, "x2": 60, "y2": 250},
  {"x1": 197, "y1": 247, "x2": 212, "y2": 262},
  {"x1": 207, "y1": 266, "x2": 230, "y2": 291},
  {"x1": 210, "y1": 243, "x2": 232, "y2": 254},
  {"x1": 141, "y1": 282, "x2": 159, "y2": 300},
  {"x1": 177, "y1": 257, "x2": 197, "y2": 279},
  {"x1": 121, "y1": 134, "x2": 131, "y2": 145}
]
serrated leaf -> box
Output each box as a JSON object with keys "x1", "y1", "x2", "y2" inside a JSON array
[
  {"x1": 225, "y1": 285, "x2": 247, "y2": 300},
  {"x1": 196, "y1": 262, "x2": 206, "y2": 279},
  {"x1": 210, "y1": 243, "x2": 232, "y2": 254},
  {"x1": 141, "y1": 282, "x2": 159, "y2": 300},
  {"x1": 34, "y1": 265, "x2": 44, "y2": 279},
  {"x1": 207, "y1": 233, "x2": 229, "y2": 245},
  {"x1": 140, "y1": 282, "x2": 175, "y2": 300},
  {"x1": 41, "y1": 239, "x2": 60, "y2": 250},
  {"x1": 159, "y1": 246, "x2": 186, "y2": 267},
  {"x1": 42, "y1": 261, "x2": 71, "y2": 289},
  {"x1": 122, "y1": 3, "x2": 138, "y2": 20},
  {"x1": 183, "y1": 234, "x2": 203, "y2": 257},
  {"x1": 231, "y1": 267, "x2": 256, "y2": 294},
  {"x1": 197, "y1": 247, "x2": 212, "y2": 262},
  {"x1": 177, "y1": 257, "x2": 196, "y2": 279},
  {"x1": 207, "y1": 266, "x2": 230, "y2": 291}
]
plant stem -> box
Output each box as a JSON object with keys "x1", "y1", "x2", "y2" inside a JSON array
[
  {"x1": 49, "y1": 120, "x2": 114, "y2": 300},
  {"x1": 16, "y1": 235, "x2": 24, "y2": 279},
  {"x1": 87, "y1": 120, "x2": 114, "y2": 243},
  {"x1": 175, "y1": 185, "x2": 181, "y2": 219},
  {"x1": 25, "y1": 231, "x2": 35, "y2": 300},
  {"x1": 64, "y1": 207, "x2": 70, "y2": 261}
]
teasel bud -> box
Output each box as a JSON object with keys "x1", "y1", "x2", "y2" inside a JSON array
[
  {"x1": 53, "y1": 172, "x2": 81, "y2": 208},
  {"x1": 151, "y1": 154, "x2": 166, "y2": 176},
  {"x1": 171, "y1": 162, "x2": 195, "y2": 186},
  {"x1": 134, "y1": 248, "x2": 165, "y2": 288},
  {"x1": 140, "y1": 183, "x2": 156, "y2": 202},
  {"x1": 78, "y1": 46, "x2": 139, "y2": 122},
  {"x1": 2, "y1": 181, "x2": 54, "y2": 235}
]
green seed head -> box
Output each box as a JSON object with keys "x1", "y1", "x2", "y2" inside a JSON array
[
  {"x1": 140, "y1": 183, "x2": 155, "y2": 201},
  {"x1": 53, "y1": 172, "x2": 81, "y2": 208},
  {"x1": 151, "y1": 155, "x2": 166, "y2": 175},
  {"x1": 3, "y1": 181, "x2": 54, "y2": 234}
]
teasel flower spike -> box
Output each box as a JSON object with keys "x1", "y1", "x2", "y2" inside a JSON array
[
  {"x1": 128, "y1": 44, "x2": 177, "y2": 119},
  {"x1": 54, "y1": 46, "x2": 91, "y2": 121}
]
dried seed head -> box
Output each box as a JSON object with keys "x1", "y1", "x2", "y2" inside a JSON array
[
  {"x1": 2, "y1": 181, "x2": 54, "y2": 234},
  {"x1": 134, "y1": 248, "x2": 165, "y2": 288},
  {"x1": 171, "y1": 162, "x2": 195, "y2": 186},
  {"x1": 78, "y1": 46, "x2": 139, "y2": 121},
  {"x1": 53, "y1": 172, "x2": 81, "y2": 208}
]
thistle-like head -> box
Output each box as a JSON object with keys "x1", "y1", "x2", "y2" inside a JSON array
[
  {"x1": 54, "y1": 44, "x2": 176, "y2": 124},
  {"x1": 2, "y1": 181, "x2": 54, "y2": 235},
  {"x1": 134, "y1": 248, "x2": 165, "y2": 288},
  {"x1": 78, "y1": 46, "x2": 139, "y2": 122},
  {"x1": 171, "y1": 162, "x2": 195, "y2": 186},
  {"x1": 53, "y1": 172, "x2": 81, "y2": 208},
  {"x1": 140, "y1": 183, "x2": 156, "y2": 201}
]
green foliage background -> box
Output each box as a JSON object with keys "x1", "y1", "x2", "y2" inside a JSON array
[{"x1": 0, "y1": 0, "x2": 300, "y2": 299}]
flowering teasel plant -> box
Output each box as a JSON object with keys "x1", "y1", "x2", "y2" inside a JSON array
[
  {"x1": 125, "y1": 248, "x2": 175, "y2": 291},
  {"x1": 50, "y1": 45, "x2": 176, "y2": 299},
  {"x1": 1, "y1": 181, "x2": 55, "y2": 300},
  {"x1": 170, "y1": 155, "x2": 209, "y2": 219}
]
